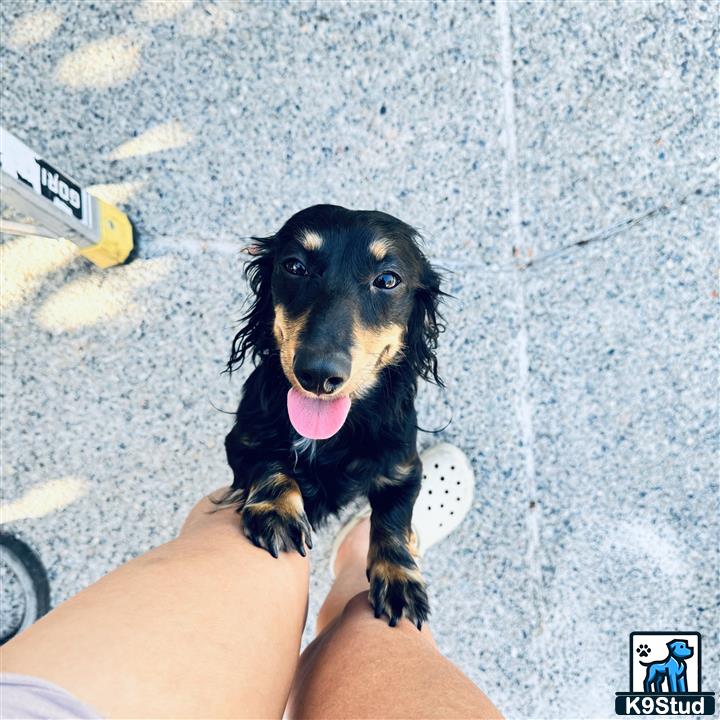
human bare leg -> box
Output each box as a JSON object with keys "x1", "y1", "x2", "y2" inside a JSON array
[
  {"x1": 1, "y1": 490, "x2": 309, "y2": 719},
  {"x1": 286, "y1": 517, "x2": 502, "y2": 719}
]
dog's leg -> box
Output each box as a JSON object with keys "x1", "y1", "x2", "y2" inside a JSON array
[
  {"x1": 654, "y1": 671, "x2": 666, "y2": 693},
  {"x1": 678, "y1": 675, "x2": 687, "y2": 693},
  {"x1": 643, "y1": 672, "x2": 652, "y2": 694},
  {"x1": 241, "y1": 468, "x2": 313, "y2": 558},
  {"x1": 366, "y1": 456, "x2": 429, "y2": 628}
]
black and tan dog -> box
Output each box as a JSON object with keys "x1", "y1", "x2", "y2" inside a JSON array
[{"x1": 218, "y1": 204, "x2": 443, "y2": 627}]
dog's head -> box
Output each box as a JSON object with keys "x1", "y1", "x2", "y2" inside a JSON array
[
  {"x1": 229, "y1": 204, "x2": 443, "y2": 439},
  {"x1": 667, "y1": 640, "x2": 693, "y2": 660}
]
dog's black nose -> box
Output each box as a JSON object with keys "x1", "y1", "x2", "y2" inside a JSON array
[{"x1": 294, "y1": 350, "x2": 351, "y2": 395}]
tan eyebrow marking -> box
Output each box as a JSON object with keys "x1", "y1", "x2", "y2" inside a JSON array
[
  {"x1": 369, "y1": 238, "x2": 391, "y2": 261},
  {"x1": 299, "y1": 230, "x2": 324, "y2": 251}
]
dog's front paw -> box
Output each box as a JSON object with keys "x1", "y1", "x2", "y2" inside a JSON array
[
  {"x1": 242, "y1": 500, "x2": 313, "y2": 558},
  {"x1": 368, "y1": 559, "x2": 429, "y2": 629}
]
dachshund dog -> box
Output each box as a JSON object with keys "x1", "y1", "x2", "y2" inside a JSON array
[{"x1": 218, "y1": 204, "x2": 444, "y2": 627}]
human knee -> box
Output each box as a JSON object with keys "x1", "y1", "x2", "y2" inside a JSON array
[
  {"x1": 180, "y1": 488, "x2": 274, "y2": 543},
  {"x1": 340, "y1": 591, "x2": 374, "y2": 622},
  {"x1": 340, "y1": 592, "x2": 412, "y2": 632}
]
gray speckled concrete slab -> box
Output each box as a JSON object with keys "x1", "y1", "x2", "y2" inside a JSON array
[
  {"x1": 1, "y1": 1, "x2": 718, "y2": 718},
  {"x1": 1, "y1": 0, "x2": 508, "y2": 266},
  {"x1": 523, "y1": 193, "x2": 719, "y2": 717},
  {"x1": 1, "y1": 241, "x2": 239, "y2": 591},
  {"x1": 508, "y1": 0, "x2": 719, "y2": 257}
]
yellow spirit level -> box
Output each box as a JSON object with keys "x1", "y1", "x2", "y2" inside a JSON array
[{"x1": 0, "y1": 127, "x2": 134, "y2": 268}]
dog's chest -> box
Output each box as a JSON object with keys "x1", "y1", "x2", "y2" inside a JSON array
[{"x1": 290, "y1": 437, "x2": 378, "y2": 517}]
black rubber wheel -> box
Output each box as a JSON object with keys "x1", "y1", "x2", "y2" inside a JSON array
[{"x1": 0, "y1": 532, "x2": 50, "y2": 645}]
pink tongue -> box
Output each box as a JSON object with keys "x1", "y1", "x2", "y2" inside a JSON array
[{"x1": 287, "y1": 388, "x2": 351, "y2": 440}]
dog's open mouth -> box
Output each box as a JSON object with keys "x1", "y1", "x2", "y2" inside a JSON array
[{"x1": 287, "y1": 388, "x2": 351, "y2": 440}]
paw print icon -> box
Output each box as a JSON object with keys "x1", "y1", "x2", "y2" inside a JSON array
[{"x1": 636, "y1": 643, "x2": 651, "y2": 658}]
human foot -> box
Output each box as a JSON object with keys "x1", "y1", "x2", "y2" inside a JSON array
[{"x1": 332, "y1": 516, "x2": 371, "y2": 578}]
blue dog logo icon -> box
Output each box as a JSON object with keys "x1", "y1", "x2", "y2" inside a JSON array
[
  {"x1": 641, "y1": 639, "x2": 693, "y2": 694},
  {"x1": 615, "y1": 632, "x2": 715, "y2": 716}
]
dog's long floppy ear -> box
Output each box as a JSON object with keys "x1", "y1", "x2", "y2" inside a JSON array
[
  {"x1": 406, "y1": 256, "x2": 446, "y2": 386},
  {"x1": 227, "y1": 235, "x2": 275, "y2": 373}
]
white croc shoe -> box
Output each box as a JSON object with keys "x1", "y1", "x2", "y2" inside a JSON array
[
  {"x1": 412, "y1": 442, "x2": 474, "y2": 556},
  {"x1": 329, "y1": 442, "x2": 474, "y2": 576}
]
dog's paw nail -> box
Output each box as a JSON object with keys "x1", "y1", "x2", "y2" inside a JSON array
[
  {"x1": 242, "y1": 503, "x2": 312, "y2": 560},
  {"x1": 368, "y1": 563, "x2": 429, "y2": 628}
]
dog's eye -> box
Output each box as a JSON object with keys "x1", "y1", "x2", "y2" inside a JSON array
[
  {"x1": 283, "y1": 258, "x2": 309, "y2": 276},
  {"x1": 373, "y1": 272, "x2": 401, "y2": 290}
]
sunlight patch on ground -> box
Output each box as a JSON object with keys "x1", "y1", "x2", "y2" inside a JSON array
[
  {"x1": 604, "y1": 519, "x2": 687, "y2": 578},
  {"x1": 55, "y1": 36, "x2": 142, "y2": 89},
  {"x1": 134, "y1": 0, "x2": 191, "y2": 23},
  {"x1": 108, "y1": 121, "x2": 193, "y2": 160},
  {"x1": 87, "y1": 179, "x2": 147, "y2": 205},
  {"x1": 0, "y1": 235, "x2": 77, "y2": 314},
  {"x1": 178, "y1": 4, "x2": 234, "y2": 37},
  {"x1": 35, "y1": 256, "x2": 175, "y2": 331},
  {"x1": 7, "y1": 9, "x2": 63, "y2": 49},
  {"x1": 1, "y1": 477, "x2": 88, "y2": 523}
]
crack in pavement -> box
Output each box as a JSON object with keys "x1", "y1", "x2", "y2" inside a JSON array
[{"x1": 517, "y1": 173, "x2": 719, "y2": 271}]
